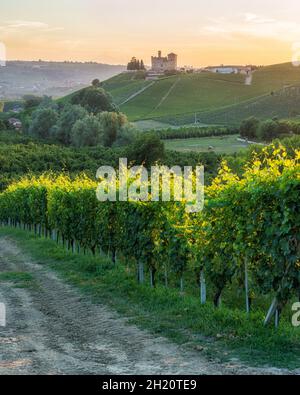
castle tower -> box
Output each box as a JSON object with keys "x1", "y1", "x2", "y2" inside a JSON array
[
  {"x1": 151, "y1": 51, "x2": 178, "y2": 72},
  {"x1": 167, "y1": 53, "x2": 178, "y2": 70}
]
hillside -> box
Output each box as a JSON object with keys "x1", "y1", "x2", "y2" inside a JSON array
[
  {"x1": 103, "y1": 63, "x2": 300, "y2": 126},
  {"x1": 0, "y1": 61, "x2": 125, "y2": 100}
]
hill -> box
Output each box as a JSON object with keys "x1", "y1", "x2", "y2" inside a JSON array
[
  {"x1": 0, "y1": 61, "x2": 125, "y2": 100},
  {"x1": 102, "y1": 63, "x2": 300, "y2": 126}
]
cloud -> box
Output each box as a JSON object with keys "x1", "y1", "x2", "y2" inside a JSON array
[
  {"x1": 201, "y1": 13, "x2": 300, "y2": 43},
  {"x1": 244, "y1": 13, "x2": 275, "y2": 24},
  {"x1": 6, "y1": 20, "x2": 49, "y2": 29},
  {"x1": 1, "y1": 20, "x2": 64, "y2": 33}
]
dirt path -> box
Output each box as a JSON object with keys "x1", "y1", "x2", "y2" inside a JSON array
[
  {"x1": 0, "y1": 236, "x2": 296, "y2": 375},
  {"x1": 245, "y1": 73, "x2": 253, "y2": 85},
  {"x1": 120, "y1": 81, "x2": 156, "y2": 106},
  {"x1": 152, "y1": 78, "x2": 181, "y2": 112}
]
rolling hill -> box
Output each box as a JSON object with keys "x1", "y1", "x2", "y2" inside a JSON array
[
  {"x1": 0, "y1": 61, "x2": 125, "y2": 100},
  {"x1": 102, "y1": 63, "x2": 300, "y2": 126}
]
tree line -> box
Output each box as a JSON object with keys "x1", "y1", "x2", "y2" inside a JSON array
[
  {"x1": 127, "y1": 57, "x2": 146, "y2": 71},
  {"x1": 240, "y1": 117, "x2": 300, "y2": 141}
]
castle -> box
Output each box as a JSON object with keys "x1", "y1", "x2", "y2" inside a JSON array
[{"x1": 151, "y1": 51, "x2": 178, "y2": 72}]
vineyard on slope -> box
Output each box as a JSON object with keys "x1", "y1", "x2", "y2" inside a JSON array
[{"x1": 0, "y1": 146, "x2": 299, "y2": 327}]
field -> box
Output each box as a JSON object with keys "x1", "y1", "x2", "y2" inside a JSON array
[
  {"x1": 164, "y1": 135, "x2": 249, "y2": 154},
  {"x1": 103, "y1": 63, "x2": 300, "y2": 125},
  {"x1": 101, "y1": 72, "x2": 153, "y2": 105}
]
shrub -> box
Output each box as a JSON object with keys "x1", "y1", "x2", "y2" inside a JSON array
[
  {"x1": 240, "y1": 117, "x2": 260, "y2": 139},
  {"x1": 28, "y1": 107, "x2": 58, "y2": 139},
  {"x1": 71, "y1": 115, "x2": 103, "y2": 147}
]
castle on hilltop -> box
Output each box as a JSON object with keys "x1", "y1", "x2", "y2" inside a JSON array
[{"x1": 151, "y1": 51, "x2": 178, "y2": 72}]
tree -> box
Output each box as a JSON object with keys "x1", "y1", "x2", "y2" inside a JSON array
[
  {"x1": 0, "y1": 119, "x2": 6, "y2": 131},
  {"x1": 240, "y1": 117, "x2": 260, "y2": 139},
  {"x1": 127, "y1": 133, "x2": 165, "y2": 166},
  {"x1": 28, "y1": 107, "x2": 58, "y2": 139},
  {"x1": 23, "y1": 95, "x2": 44, "y2": 110},
  {"x1": 71, "y1": 86, "x2": 115, "y2": 114},
  {"x1": 55, "y1": 105, "x2": 88, "y2": 145},
  {"x1": 127, "y1": 57, "x2": 137, "y2": 70},
  {"x1": 127, "y1": 57, "x2": 144, "y2": 71},
  {"x1": 258, "y1": 120, "x2": 280, "y2": 141},
  {"x1": 71, "y1": 115, "x2": 102, "y2": 147},
  {"x1": 92, "y1": 79, "x2": 101, "y2": 88},
  {"x1": 39, "y1": 96, "x2": 55, "y2": 109},
  {"x1": 98, "y1": 111, "x2": 128, "y2": 147},
  {"x1": 114, "y1": 123, "x2": 138, "y2": 147}
]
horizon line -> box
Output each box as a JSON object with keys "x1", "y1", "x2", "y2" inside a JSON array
[{"x1": 3, "y1": 58, "x2": 294, "y2": 68}]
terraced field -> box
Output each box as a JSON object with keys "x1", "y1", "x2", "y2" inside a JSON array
[
  {"x1": 103, "y1": 63, "x2": 300, "y2": 125},
  {"x1": 102, "y1": 73, "x2": 153, "y2": 105}
]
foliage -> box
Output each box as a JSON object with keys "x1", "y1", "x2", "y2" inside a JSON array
[
  {"x1": 98, "y1": 111, "x2": 128, "y2": 147},
  {"x1": 240, "y1": 117, "x2": 260, "y2": 139},
  {"x1": 0, "y1": 136, "x2": 122, "y2": 191},
  {"x1": 156, "y1": 126, "x2": 238, "y2": 140},
  {"x1": 92, "y1": 79, "x2": 101, "y2": 88},
  {"x1": 127, "y1": 57, "x2": 146, "y2": 71},
  {"x1": 257, "y1": 119, "x2": 280, "y2": 141},
  {"x1": 70, "y1": 114, "x2": 103, "y2": 147},
  {"x1": 0, "y1": 147, "x2": 298, "y2": 323},
  {"x1": 23, "y1": 95, "x2": 44, "y2": 110},
  {"x1": 239, "y1": 118, "x2": 300, "y2": 141},
  {"x1": 113, "y1": 123, "x2": 138, "y2": 147},
  {"x1": 28, "y1": 107, "x2": 59, "y2": 139},
  {"x1": 71, "y1": 86, "x2": 115, "y2": 114},
  {"x1": 55, "y1": 104, "x2": 88, "y2": 145},
  {"x1": 126, "y1": 132, "x2": 165, "y2": 166},
  {"x1": 0, "y1": 119, "x2": 6, "y2": 130}
]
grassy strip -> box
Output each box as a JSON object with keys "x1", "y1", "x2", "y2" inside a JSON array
[
  {"x1": 0, "y1": 271, "x2": 36, "y2": 289},
  {"x1": 0, "y1": 227, "x2": 299, "y2": 369}
]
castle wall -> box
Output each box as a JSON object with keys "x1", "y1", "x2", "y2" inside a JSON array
[{"x1": 151, "y1": 51, "x2": 177, "y2": 72}]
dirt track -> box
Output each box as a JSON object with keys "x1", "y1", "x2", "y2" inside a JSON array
[{"x1": 0, "y1": 236, "x2": 297, "y2": 375}]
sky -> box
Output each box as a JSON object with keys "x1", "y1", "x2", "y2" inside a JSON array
[{"x1": 0, "y1": 0, "x2": 300, "y2": 66}]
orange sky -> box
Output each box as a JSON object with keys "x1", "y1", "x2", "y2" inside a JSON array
[{"x1": 0, "y1": 0, "x2": 299, "y2": 66}]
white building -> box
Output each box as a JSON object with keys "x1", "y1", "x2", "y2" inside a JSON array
[
  {"x1": 151, "y1": 51, "x2": 178, "y2": 72},
  {"x1": 205, "y1": 65, "x2": 252, "y2": 75}
]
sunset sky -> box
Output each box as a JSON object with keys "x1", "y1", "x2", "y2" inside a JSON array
[{"x1": 0, "y1": 0, "x2": 300, "y2": 66}]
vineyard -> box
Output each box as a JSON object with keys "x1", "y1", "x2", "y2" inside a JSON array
[
  {"x1": 0, "y1": 146, "x2": 299, "y2": 328},
  {"x1": 99, "y1": 62, "x2": 300, "y2": 125},
  {"x1": 153, "y1": 126, "x2": 238, "y2": 140}
]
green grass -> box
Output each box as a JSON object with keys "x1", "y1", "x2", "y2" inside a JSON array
[
  {"x1": 160, "y1": 86, "x2": 300, "y2": 126},
  {"x1": 164, "y1": 135, "x2": 250, "y2": 154},
  {"x1": 132, "y1": 120, "x2": 176, "y2": 130},
  {"x1": 99, "y1": 63, "x2": 300, "y2": 125},
  {"x1": 0, "y1": 271, "x2": 35, "y2": 289},
  {"x1": 0, "y1": 226, "x2": 299, "y2": 370},
  {"x1": 121, "y1": 76, "x2": 178, "y2": 119},
  {"x1": 102, "y1": 73, "x2": 153, "y2": 105}
]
